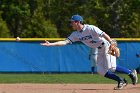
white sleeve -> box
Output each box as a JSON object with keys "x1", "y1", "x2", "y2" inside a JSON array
[
  {"x1": 92, "y1": 26, "x2": 105, "y2": 37},
  {"x1": 66, "y1": 32, "x2": 79, "y2": 44}
]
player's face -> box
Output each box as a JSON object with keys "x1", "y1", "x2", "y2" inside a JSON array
[{"x1": 70, "y1": 21, "x2": 79, "y2": 30}]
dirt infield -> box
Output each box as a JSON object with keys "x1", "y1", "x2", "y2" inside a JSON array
[{"x1": 0, "y1": 84, "x2": 139, "y2": 93}]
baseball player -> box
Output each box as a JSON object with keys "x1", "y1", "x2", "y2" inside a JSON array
[
  {"x1": 41, "y1": 14, "x2": 138, "y2": 90},
  {"x1": 89, "y1": 48, "x2": 98, "y2": 74}
]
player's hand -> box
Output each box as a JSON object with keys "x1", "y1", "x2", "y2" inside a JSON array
[{"x1": 40, "y1": 40, "x2": 51, "y2": 46}]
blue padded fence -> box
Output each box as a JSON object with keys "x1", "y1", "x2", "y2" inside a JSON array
[{"x1": 0, "y1": 41, "x2": 140, "y2": 72}]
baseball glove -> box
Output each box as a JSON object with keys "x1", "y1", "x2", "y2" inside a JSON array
[{"x1": 108, "y1": 40, "x2": 120, "y2": 57}]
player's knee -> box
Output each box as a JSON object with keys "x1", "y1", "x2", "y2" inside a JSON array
[
  {"x1": 97, "y1": 70, "x2": 106, "y2": 76},
  {"x1": 109, "y1": 67, "x2": 116, "y2": 72}
]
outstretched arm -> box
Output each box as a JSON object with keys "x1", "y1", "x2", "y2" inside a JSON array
[{"x1": 40, "y1": 40, "x2": 70, "y2": 46}]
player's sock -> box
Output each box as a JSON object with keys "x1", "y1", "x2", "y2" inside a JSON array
[
  {"x1": 115, "y1": 65, "x2": 132, "y2": 74},
  {"x1": 104, "y1": 70, "x2": 123, "y2": 82},
  {"x1": 91, "y1": 66, "x2": 95, "y2": 73}
]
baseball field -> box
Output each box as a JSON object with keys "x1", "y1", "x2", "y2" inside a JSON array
[{"x1": 0, "y1": 73, "x2": 139, "y2": 93}]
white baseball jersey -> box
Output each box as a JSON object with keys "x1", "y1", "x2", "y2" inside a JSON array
[
  {"x1": 67, "y1": 24, "x2": 105, "y2": 48},
  {"x1": 66, "y1": 24, "x2": 116, "y2": 76}
]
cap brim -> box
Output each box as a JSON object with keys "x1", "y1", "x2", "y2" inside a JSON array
[{"x1": 69, "y1": 19, "x2": 75, "y2": 22}]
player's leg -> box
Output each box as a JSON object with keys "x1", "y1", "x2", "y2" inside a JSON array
[
  {"x1": 91, "y1": 66, "x2": 95, "y2": 74},
  {"x1": 115, "y1": 65, "x2": 138, "y2": 85},
  {"x1": 90, "y1": 54, "x2": 97, "y2": 74},
  {"x1": 107, "y1": 51, "x2": 138, "y2": 85},
  {"x1": 97, "y1": 41, "x2": 127, "y2": 90},
  {"x1": 104, "y1": 70, "x2": 127, "y2": 90},
  {"x1": 97, "y1": 64, "x2": 127, "y2": 90},
  {"x1": 90, "y1": 55, "x2": 95, "y2": 73},
  {"x1": 97, "y1": 52, "x2": 127, "y2": 90}
]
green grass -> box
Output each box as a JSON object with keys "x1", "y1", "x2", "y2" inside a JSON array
[{"x1": 0, "y1": 73, "x2": 139, "y2": 84}]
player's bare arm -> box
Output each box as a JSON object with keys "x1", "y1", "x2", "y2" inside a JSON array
[
  {"x1": 102, "y1": 33, "x2": 113, "y2": 44},
  {"x1": 40, "y1": 40, "x2": 70, "y2": 46}
]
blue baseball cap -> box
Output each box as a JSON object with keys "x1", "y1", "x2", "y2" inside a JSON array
[{"x1": 70, "y1": 15, "x2": 83, "y2": 22}]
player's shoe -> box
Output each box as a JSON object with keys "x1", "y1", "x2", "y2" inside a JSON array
[
  {"x1": 129, "y1": 70, "x2": 138, "y2": 85},
  {"x1": 114, "y1": 79, "x2": 127, "y2": 90}
]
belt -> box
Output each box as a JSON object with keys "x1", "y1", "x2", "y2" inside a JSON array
[{"x1": 97, "y1": 42, "x2": 104, "y2": 49}]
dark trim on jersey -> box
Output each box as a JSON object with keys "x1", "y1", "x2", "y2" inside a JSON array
[
  {"x1": 67, "y1": 37, "x2": 73, "y2": 43},
  {"x1": 99, "y1": 32, "x2": 104, "y2": 36},
  {"x1": 79, "y1": 25, "x2": 85, "y2": 33},
  {"x1": 79, "y1": 30, "x2": 83, "y2": 33}
]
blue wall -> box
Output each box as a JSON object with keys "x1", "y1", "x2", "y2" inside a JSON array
[
  {"x1": 0, "y1": 41, "x2": 140, "y2": 72},
  {"x1": 117, "y1": 41, "x2": 140, "y2": 70}
]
